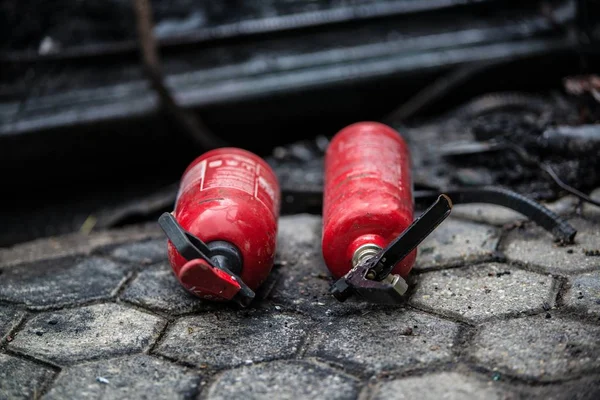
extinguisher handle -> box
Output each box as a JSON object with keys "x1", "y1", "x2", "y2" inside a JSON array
[
  {"x1": 373, "y1": 194, "x2": 453, "y2": 281},
  {"x1": 330, "y1": 194, "x2": 453, "y2": 304},
  {"x1": 158, "y1": 212, "x2": 212, "y2": 263}
]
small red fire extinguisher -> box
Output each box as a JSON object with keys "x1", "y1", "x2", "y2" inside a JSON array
[
  {"x1": 322, "y1": 122, "x2": 452, "y2": 303},
  {"x1": 158, "y1": 147, "x2": 280, "y2": 307}
]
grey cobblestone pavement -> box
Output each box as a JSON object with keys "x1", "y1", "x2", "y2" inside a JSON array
[{"x1": 1, "y1": 198, "x2": 600, "y2": 399}]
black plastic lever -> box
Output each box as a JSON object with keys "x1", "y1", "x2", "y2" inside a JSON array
[
  {"x1": 372, "y1": 194, "x2": 452, "y2": 281},
  {"x1": 330, "y1": 194, "x2": 453, "y2": 304},
  {"x1": 158, "y1": 212, "x2": 213, "y2": 264}
]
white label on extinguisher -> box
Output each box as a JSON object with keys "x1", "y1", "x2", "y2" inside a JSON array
[
  {"x1": 179, "y1": 154, "x2": 276, "y2": 213},
  {"x1": 202, "y1": 154, "x2": 256, "y2": 194},
  {"x1": 176, "y1": 159, "x2": 206, "y2": 203}
]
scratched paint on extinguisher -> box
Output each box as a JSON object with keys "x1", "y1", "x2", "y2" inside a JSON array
[{"x1": 177, "y1": 153, "x2": 277, "y2": 217}]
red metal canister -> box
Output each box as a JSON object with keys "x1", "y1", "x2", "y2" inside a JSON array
[
  {"x1": 162, "y1": 147, "x2": 280, "y2": 305},
  {"x1": 322, "y1": 122, "x2": 416, "y2": 280}
]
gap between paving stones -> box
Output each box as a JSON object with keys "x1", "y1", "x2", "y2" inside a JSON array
[
  {"x1": 113, "y1": 270, "x2": 141, "y2": 299},
  {"x1": 466, "y1": 355, "x2": 600, "y2": 386},
  {"x1": 321, "y1": 357, "x2": 468, "y2": 384},
  {"x1": 0, "y1": 311, "x2": 29, "y2": 350},
  {"x1": 149, "y1": 352, "x2": 207, "y2": 371},
  {"x1": 451, "y1": 323, "x2": 479, "y2": 359},
  {"x1": 0, "y1": 298, "x2": 24, "y2": 308},
  {"x1": 554, "y1": 275, "x2": 573, "y2": 308},
  {"x1": 3, "y1": 346, "x2": 62, "y2": 371},
  {"x1": 22, "y1": 297, "x2": 130, "y2": 313},
  {"x1": 0, "y1": 352, "x2": 59, "y2": 399},
  {"x1": 479, "y1": 248, "x2": 600, "y2": 278},
  {"x1": 146, "y1": 320, "x2": 174, "y2": 356},
  {"x1": 30, "y1": 360, "x2": 62, "y2": 400},
  {"x1": 503, "y1": 257, "x2": 600, "y2": 277},
  {"x1": 539, "y1": 309, "x2": 600, "y2": 326},
  {"x1": 155, "y1": 350, "x2": 308, "y2": 379},
  {"x1": 468, "y1": 361, "x2": 600, "y2": 386},
  {"x1": 409, "y1": 253, "x2": 508, "y2": 274}
]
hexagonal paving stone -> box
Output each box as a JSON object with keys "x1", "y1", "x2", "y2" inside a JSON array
[
  {"x1": 564, "y1": 271, "x2": 600, "y2": 316},
  {"x1": 414, "y1": 219, "x2": 500, "y2": 271},
  {"x1": 470, "y1": 314, "x2": 600, "y2": 381},
  {"x1": 271, "y1": 215, "x2": 378, "y2": 318},
  {"x1": 501, "y1": 218, "x2": 600, "y2": 274},
  {"x1": 372, "y1": 372, "x2": 506, "y2": 400},
  {"x1": 0, "y1": 305, "x2": 23, "y2": 341},
  {"x1": 44, "y1": 354, "x2": 200, "y2": 399},
  {"x1": 8, "y1": 303, "x2": 165, "y2": 366},
  {"x1": 206, "y1": 360, "x2": 358, "y2": 400},
  {"x1": 0, "y1": 257, "x2": 129, "y2": 309},
  {"x1": 121, "y1": 262, "x2": 215, "y2": 315},
  {"x1": 307, "y1": 309, "x2": 459, "y2": 373},
  {"x1": 155, "y1": 310, "x2": 309, "y2": 368},
  {"x1": 110, "y1": 239, "x2": 167, "y2": 265},
  {"x1": 0, "y1": 353, "x2": 54, "y2": 400},
  {"x1": 410, "y1": 263, "x2": 556, "y2": 322}
]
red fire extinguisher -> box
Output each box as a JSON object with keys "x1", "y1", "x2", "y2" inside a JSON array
[
  {"x1": 322, "y1": 122, "x2": 452, "y2": 304},
  {"x1": 158, "y1": 147, "x2": 280, "y2": 307}
]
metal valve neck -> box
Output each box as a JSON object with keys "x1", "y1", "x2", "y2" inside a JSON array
[{"x1": 352, "y1": 243, "x2": 382, "y2": 268}]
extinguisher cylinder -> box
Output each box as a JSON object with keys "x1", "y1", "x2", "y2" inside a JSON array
[
  {"x1": 322, "y1": 122, "x2": 416, "y2": 279},
  {"x1": 166, "y1": 147, "x2": 280, "y2": 301}
]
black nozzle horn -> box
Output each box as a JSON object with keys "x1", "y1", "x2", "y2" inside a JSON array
[{"x1": 206, "y1": 241, "x2": 243, "y2": 276}]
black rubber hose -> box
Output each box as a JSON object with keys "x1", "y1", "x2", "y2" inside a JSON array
[{"x1": 414, "y1": 186, "x2": 577, "y2": 243}]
